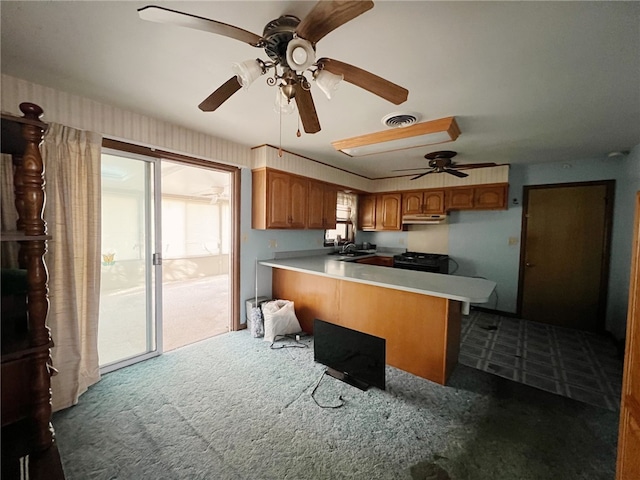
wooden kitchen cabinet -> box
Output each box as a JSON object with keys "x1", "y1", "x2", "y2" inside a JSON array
[
  {"x1": 358, "y1": 193, "x2": 402, "y2": 231},
  {"x1": 252, "y1": 169, "x2": 308, "y2": 229},
  {"x1": 358, "y1": 195, "x2": 377, "y2": 230},
  {"x1": 402, "y1": 190, "x2": 445, "y2": 215},
  {"x1": 446, "y1": 187, "x2": 475, "y2": 210},
  {"x1": 446, "y1": 184, "x2": 508, "y2": 211},
  {"x1": 308, "y1": 180, "x2": 337, "y2": 229},
  {"x1": 376, "y1": 193, "x2": 402, "y2": 230},
  {"x1": 474, "y1": 184, "x2": 507, "y2": 209}
]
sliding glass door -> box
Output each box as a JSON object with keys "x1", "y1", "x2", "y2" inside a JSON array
[
  {"x1": 160, "y1": 161, "x2": 231, "y2": 351},
  {"x1": 98, "y1": 151, "x2": 162, "y2": 372}
]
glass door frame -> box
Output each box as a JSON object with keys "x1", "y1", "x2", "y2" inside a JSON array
[
  {"x1": 101, "y1": 137, "x2": 241, "y2": 352},
  {"x1": 99, "y1": 148, "x2": 163, "y2": 374}
]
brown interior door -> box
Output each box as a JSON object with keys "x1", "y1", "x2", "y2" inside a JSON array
[
  {"x1": 617, "y1": 191, "x2": 640, "y2": 479},
  {"x1": 519, "y1": 182, "x2": 613, "y2": 331}
]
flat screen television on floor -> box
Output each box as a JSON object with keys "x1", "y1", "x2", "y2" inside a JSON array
[{"x1": 313, "y1": 319, "x2": 386, "y2": 391}]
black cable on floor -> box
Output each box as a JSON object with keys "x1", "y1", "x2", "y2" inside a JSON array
[{"x1": 311, "y1": 369, "x2": 345, "y2": 409}]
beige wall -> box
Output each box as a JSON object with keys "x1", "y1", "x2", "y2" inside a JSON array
[
  {"x1": 1, "y1": 74, "x2": 252, "y2": 170},
  {"x1": 2, "y1": 74, "x2": 509, "y2": 192},
  {"x1": 407, "y1": 224, "x2": 450, "y2": 254}
]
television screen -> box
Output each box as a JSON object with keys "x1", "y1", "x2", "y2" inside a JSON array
[{"x1": 313, "y1": 319, "x2": 386, "y2": 391}]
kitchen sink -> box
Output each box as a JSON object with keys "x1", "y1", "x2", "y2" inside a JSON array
[{"x1": 328, "y1": 250, "x2": 375, "y2": 260}]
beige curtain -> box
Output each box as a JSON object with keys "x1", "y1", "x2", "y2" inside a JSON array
[
  {"x1": 41, "y1": 123, "x2": 102, "y2": 411},
  {"x1": 1, "y1": 153, "x2": 19, "y2": 268}
]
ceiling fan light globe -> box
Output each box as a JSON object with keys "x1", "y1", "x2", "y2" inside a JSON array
[
  {"x1": 232, "y1": 59, "x2": 263, "y2": 89},
  {"x1": 286, "y1": 38, "x2": 315, "y2": 72},
  {"x1": 292, "y1": 47, "x2": 308, "y2": 65},
  {"x1": 274, "y1": 87, "x2": 296, "y2": 115},
  {"x1": 314, "y1": 69, "x2": 343, "y2": 100}
]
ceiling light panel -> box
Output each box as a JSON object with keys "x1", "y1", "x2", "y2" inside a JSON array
[{"x1": 332, "y1": 117, "x2": 460, "y2": 157}]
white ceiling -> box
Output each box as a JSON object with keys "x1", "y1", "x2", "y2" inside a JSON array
[{"x1": 2, "y1": 1, "x2": 639, "y2": 179}]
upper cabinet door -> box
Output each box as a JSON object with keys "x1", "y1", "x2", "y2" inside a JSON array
[
  {"x1": 307, "y1": 180, "x2": 326, "y2": 229},
  {"x1": 423, "y1": 190, "x2": 445, "y2": 214},
  {"x1": 402, "y1": 191, "x2": 423, "y2": 215},
  {"x1": 446, "y1": 188, "x2": 474, "y2": 210},
  {"x1": 376, "y1": 193, "x2": 402, "y2": 230},
  {"x1": 322, "y1": 186, "x2": 338, "y2": 229},
  {"x1": 288, "y1": 176, "x2": 308, "y2": 229},
  {"x1": 474, "y1": 185, "x2": 507, "y2": 210},
  {"x1": 358, "y1": 195, "x2": 377, "y2": 230},
  {"x1": 267, "y1": 171, "x2": 291, "y2": 228},
  {"x1": 308, "y1": 181, "x2": 338, "y2": 229}
]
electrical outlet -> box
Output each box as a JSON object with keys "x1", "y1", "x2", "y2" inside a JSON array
[
  {"x1": 241, "y1": 233, "x2": 248, "y2": 243},
  {"x1": 399, "y1": 238, "x2": 405, "y2": 245},
  {"x1": 268, "y1": 239, "x2": 278, "y2": 248},
  {"x1": 508, "y1": 236, "x2": 519, "y2": 246}
]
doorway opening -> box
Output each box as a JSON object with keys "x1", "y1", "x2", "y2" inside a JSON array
[{"x1": 160, "y1": 161, "x2": 231, "y2": 351}]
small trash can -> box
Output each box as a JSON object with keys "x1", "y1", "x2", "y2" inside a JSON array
[{"x1": 246, "y1": 296, "x2": 271, "y2": 338}]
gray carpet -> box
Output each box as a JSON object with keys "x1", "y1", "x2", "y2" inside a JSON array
[{"x1": 53, "y1": 330, "x2": 619, "y2": 480}]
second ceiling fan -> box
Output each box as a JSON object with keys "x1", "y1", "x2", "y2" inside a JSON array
[
  {"x1": 138, "y1": 1, "x2": 409, "y2": 134},
  {"x1": 394, "y1": 151, "x2": 498, "y2": 180}
]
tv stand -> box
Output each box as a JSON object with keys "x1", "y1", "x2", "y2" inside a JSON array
[{"x1": 325, "y1": 367, "x2": 370, "y2": 391}]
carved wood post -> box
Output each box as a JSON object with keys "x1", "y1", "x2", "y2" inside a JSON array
[{"x1": 16, "y1": 102, "x2": 54, "y2": 450}]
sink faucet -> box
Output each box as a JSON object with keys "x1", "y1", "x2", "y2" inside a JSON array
[{"x1": 341, "y1": 242, "x2": 356, "y2": 254}]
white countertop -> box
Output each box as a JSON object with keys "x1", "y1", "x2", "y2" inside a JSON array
[{"x1": 259, "y1": 255, "x2": 496, "y2": 304}]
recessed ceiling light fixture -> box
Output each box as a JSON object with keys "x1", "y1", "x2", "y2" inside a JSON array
[{"x1": 332, "y1": 116, "x2": 460, "y2": 157}]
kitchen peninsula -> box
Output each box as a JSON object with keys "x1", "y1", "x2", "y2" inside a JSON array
[{"x1": 259, "y1": 255, "x2": 496, "y2": 385}]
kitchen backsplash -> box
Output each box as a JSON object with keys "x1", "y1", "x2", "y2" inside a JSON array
[{"x1": 407, "y1": 224, "x2": 449, "y2": 254}]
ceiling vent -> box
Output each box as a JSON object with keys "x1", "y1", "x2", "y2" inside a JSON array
[{"x1": 382, "y1": 112, "x2": 420, "y2": 128}]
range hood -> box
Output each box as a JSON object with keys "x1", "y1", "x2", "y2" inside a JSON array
[{"x1": 402, "y1": 214, "x2": 448, "y2": 225}]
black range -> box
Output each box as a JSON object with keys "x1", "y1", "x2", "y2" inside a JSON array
[{"x1": 392, "y1": 252, "x2": 449, "y2": 274}]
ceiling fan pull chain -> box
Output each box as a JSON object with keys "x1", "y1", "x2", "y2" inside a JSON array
[
  {"x1": 278, "y1": 100, "x2": 283, "y2": 158},
  {"x1": 297, "y1": 115, "x2": 301, "y2": 138}
]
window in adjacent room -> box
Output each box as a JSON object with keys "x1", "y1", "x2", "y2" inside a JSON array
[{"x1": 324, "y1": 192, "x2": 357, "y2": 247}]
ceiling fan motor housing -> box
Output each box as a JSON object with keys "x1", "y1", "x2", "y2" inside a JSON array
[{"x1": 262, "y1": 15, "x2": 301, "y2": 66}]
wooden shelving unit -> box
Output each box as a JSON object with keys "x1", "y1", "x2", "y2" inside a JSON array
[{"x1": 1, "y1": 103, "x2": 65, "y2": 479}]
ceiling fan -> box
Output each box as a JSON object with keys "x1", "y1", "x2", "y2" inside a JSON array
[
  {"x1": 193, "y1": 185, "x2": 229, "y2": 204},
  {"x1": 138, "y1": 1, "x2": 409, "y2": 134},
  {"x1": 393, "y1": 151, "x2": 498, "y2": 180}
]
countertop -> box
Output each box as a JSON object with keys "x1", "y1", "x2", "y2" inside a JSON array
[{"x1": 259, "y1": 255, "x2": 496, "y2": 305}]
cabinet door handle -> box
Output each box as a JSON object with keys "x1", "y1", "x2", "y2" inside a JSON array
[{"x1": 525, "y1": 262, "x2": 535, "y2": 267}]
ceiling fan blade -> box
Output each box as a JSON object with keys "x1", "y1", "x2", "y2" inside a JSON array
[
  {"x1": 138, "y1": 6, "x2": 262, "y2": 46},
  {"x1": 198, "y1": 77, "x2": 242, "y2": 112},
  {"x1": 295, "y1": 85, "x2": 321, "y2": 134},
  {"x1": 317, "y1": 58, "x2": 408, "y2": 105},
  {"x1": 296, "y1": 0, "x2": 373, "y2": 44},
  {"x1": 445, "y1": 168, "x2": 469, "y2": 178},
  {"x1": 454, "y1": 162, "x2": 498, "y2": 170},
  {"x1": 410, "y1": 170, "x2": 436, "y2": 181},
  {"x1": 392, "y1": 167, "x2": 429, "y2": 172}
]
